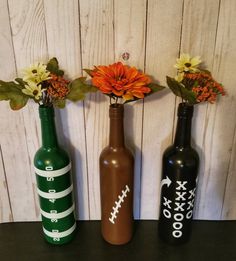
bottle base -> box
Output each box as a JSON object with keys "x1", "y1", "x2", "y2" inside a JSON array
[
  {"x1": 43, "y1": 227, "x2": 77, "y2": 245},
  {"x1": 102, "y1": 238, "x2": 132, "y2": 245},
  {"x1": 102, "y1": 233, "x2": 132, "y2": 245},
  {"x1": 158, "y1": 229, "x2": 190, "y2": 245}
]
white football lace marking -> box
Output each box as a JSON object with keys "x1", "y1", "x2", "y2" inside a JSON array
[{"x1": 109, "y1": 185, "x2": 130, "y2": 224}]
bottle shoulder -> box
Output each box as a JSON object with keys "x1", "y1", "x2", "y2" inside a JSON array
[
  {"x1": 163, "y1": 145, "x2": 199, "y2": 166},
  {"x1": 164, "y1": 144, "x2": 199, "y2": 156},
  {"x1": 34, "y1": 146, "x2": 70, "y2": 169},
  {"x1": 100, "y1": 146, "x2": 134, "y2": 164}
]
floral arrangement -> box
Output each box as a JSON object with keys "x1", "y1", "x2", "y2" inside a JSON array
[
  {"x1": 0, "y1": 58, "x2": 96, "y2": 110},
  {"x1": 85, "y1": 62, "x2": 165, "y2": 104},
  {"x1": 167, "y1": 53, "x2": 225, "y2": 105}
]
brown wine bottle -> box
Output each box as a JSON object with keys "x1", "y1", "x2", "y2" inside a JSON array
[{"x1": 100, "y1": 104, "x2": 134, "y2": 245}]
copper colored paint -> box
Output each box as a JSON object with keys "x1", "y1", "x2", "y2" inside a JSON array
[{"x1": 100, "y1": 104, "x2": 134, "y2": 245}]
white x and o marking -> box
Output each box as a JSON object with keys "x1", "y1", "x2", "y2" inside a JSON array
[
  {"x1": 188, "y1": 188, "x2": 196, "y2": 199},
  {"x1": 176, "y1": 181, "x2": 187, "y2": 190},
  {"x1": 163, "y1": 197, "x2": 172, "y2": 209},
  {"x1": 174, "y1": 202, "x2": 185, "y2": 211},
  {"x1": 175, "y1": 191, "x2": 186, "y2": 201},
  {"x1": 187, "y1": 199, "x2": 195, "y2": 210}
]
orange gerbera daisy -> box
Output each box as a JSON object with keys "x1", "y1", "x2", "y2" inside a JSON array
[{"x1": 91, "y1": 62, "x2": 151, "y2": 101}]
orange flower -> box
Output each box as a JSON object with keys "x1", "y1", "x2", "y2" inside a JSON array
[
  {"x1": 91, "y1": 62, "x2": 151, "y2": 101},
  {"x1": 47, "y1": 74, "x2": 70, "y2": 99},
  {"x1": 184, "y1": 72, "x2": 225, "y2": 103}
]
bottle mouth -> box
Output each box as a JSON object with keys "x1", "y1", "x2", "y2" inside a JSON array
[
  {"x1": 178, "y1": 102, "x2": 193, "y2": 117},
  {"x1": 109, "y1": 103, "x2": 124, "y2": 118}
]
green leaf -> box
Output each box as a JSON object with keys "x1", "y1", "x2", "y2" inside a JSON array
[
  {"x1": 0, "y1": 93, "x2": 9, "y2": 100},
  {"x1": 147, "y1": 83, "x2": 165, "y2": 94},
  {"x1": 46, "y1": 57, "x2": 64, "y2": 76},
  {"x1": 0, "y1": 80, "x2": 29, "y2": 110},
  {"x1": 53, "y1": 99, "x2": 66, "y2": 109},
  {"x1": 9, "y1": 95, "x2": 28, "y2": 110},
  {"x1": 83, "y1": 69, "x2": 94, "y2": 77},
  {"x1": 67, "y1": 77, "x2": 98, "y2": 102},
  {"x1": 0, "y1": 80, "x2": 22, "y2": 91},
  {"x1": 166, "y1": 76, "x2": 197, "y2": 104},
  {"x1": 15, "y1": 78, "x2": 27, "y2": 89}
]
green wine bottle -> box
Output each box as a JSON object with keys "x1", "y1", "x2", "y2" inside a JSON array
[{"x1": 34, "y1": 105, "x2": 76, "y2": 245}]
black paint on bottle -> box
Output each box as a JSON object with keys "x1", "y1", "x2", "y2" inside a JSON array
[{"x1": 158, "y1": 102, "x2": 199, "y2": 244}]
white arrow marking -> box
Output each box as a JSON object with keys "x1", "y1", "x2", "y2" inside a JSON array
[{"x1": 161, "y1": 176, "x2": 172, "y2": 188}]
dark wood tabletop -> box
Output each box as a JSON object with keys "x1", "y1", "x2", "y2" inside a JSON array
[{"x1": 0, "y1": 221, "x2": 235, "y2": 261}]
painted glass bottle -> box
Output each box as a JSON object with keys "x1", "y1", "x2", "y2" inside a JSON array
[
  {"x1": 100, "y1": 104, "x2": 134, "y2": 245},
  {"x1": 34, "y1": 105, "x2": 76, "y2": 245},
  {"x1": 159, "y1": 102, "x2": 199, "y2": 244}
]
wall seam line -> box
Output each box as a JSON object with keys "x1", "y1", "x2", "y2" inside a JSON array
[
  {"x1": 0, "y1": 145, "x2": 14, "y2": 222},
  {"x1": 78, "y1": 0, "x2": 91, "y2": 220}
]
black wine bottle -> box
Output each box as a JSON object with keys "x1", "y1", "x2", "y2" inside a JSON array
[{"x1": 159, "y1": 102, "x2": 199, "y2": 244}]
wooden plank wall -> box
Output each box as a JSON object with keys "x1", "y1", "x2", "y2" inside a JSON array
[{"x1": 0, "y1": 0, "x2": 235, "y2": 222}]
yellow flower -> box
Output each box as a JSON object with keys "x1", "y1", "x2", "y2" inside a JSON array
[
  {"x1": 23, "y1": 62, "x2": 51, "y2": 84},
  {"x1": 175, "y1": 72, "x2": 184, "y2": 82},
  {"x1": 174, "y1": 53, "x2": 201, "y2": 73},
  {"x1": 22, "y1": 82, "x2": 44, "y2": 100}
]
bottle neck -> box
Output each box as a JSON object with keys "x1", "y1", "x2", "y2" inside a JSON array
[
  {"x1": 174, "y1": 103, "x2": 193, "y2": 148},
  {"x1": 39, "y1": 106, "x2": 58, "y2": 148},
  {"x1": 109, "y1": 104, "x2": 125, "y2": 148}
]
